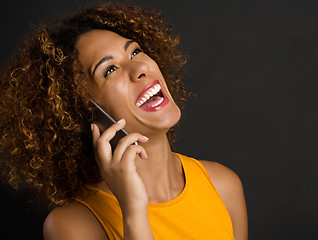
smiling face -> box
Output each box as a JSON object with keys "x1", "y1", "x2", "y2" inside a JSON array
[{"x1": 76, "y1": 30, "x2": 181, "y2": 136}]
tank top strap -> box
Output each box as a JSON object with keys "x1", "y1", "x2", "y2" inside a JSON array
[
  {"x1": 76, "y1": 188, "x2": 123, "y2": 240},
  {"x1": 174, "y1": 152, "x2": 212, "y2": 179},
  {"x1": 174, "y1": 152, "x2": 217, "y2": 192},
  {"x1": 173, "y1": 153, "x2": 234, "y2": 238}
]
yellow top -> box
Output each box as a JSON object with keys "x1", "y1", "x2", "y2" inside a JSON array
[{"x1": 76, "y1": 153, "x2": 234, "y2": 239}]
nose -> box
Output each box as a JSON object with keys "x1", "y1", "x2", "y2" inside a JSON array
[{"x1": 128, "y1": 61, "x2": 148, "y2": 82}]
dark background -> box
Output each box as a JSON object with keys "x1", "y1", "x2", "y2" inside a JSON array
[{"x1": 1, "y1": 0, "x2": 317, "y2": 239}]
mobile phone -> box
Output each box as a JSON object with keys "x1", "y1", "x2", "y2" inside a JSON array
[{"x1": 90, "y1": 99, "x2": 137, "y2": 150}]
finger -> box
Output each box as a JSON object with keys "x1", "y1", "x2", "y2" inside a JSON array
[
  {"x1": 91, "y1": 123, "x2": 113, "y2": 167},
  {"x1": 92, "y1": 119, "x2": 126, "y2": 167},
  {"x1": 92, "y1": 123, "x2": 111, "y2": 156},
  {"x1": 97, "y1": 118, "x2": 126, "y2": 144},
  {"x1": 91, "y1": 123, "x2": 100, "y2": 148},
  {"x1": 120, "y1": 145, "x2": 148, "y2": 169},
  {"x1": 113, "y1": 133, "x2": 149, "y2": 162}
]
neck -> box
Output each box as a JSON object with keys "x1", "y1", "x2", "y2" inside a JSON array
[
  {"x1": 138, "y1": 133, "x2": 179, "y2": 199},
  {"x1": 97, "y1": 132, "x2": 185, "y2": 204},
  {"x1": 137, "y1": 133, "x2": 185, "y2": 203}
]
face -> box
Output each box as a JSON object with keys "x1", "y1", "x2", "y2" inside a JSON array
[{"x1": 76, "y1": 30, "x2": 181, "y2": 136}]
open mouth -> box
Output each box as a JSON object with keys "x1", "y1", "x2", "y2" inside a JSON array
[{"x1": 135, "y1": 80, "x2": 169, "y2": 112}]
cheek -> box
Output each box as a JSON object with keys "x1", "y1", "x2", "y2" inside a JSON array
[
  {"x1": 148, "y1": 59, "x2": 168, "y2": 87},
  {"x1": 149, "y1": 59, "x2": 163, "y2": 76},
  {"x1": 97, "y1": 81, "x2": 130, "y2": 117}
]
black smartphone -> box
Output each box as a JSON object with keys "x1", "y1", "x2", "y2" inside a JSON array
[{"x1": 90, "y1": 99, "x2": 137, "y2": 150}]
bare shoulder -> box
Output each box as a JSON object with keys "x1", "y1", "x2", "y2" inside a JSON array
[
  {"x1": 199, "y1": 160, "x2": 243, "y2": 197},
  {"x1": 199, "y1": 160, "x2": 248, "y2": 240},
  {"x1": 43, "y1": 201, "x2": 108, "y2": 240}
]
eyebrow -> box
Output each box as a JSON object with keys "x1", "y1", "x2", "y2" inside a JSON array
[{"x1": 92, "y1": 40, "x2": 136, "y2": 76}]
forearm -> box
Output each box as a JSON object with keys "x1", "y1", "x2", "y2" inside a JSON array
[{"x1": 123, "y1": 210, "x2": 154, "y2": 240}]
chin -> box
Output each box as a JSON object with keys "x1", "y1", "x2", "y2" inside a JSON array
[
  {"x1": 161, "y1": 105, "x2": 181, "y2": 129},
  {"x1": 143, "y1": 103, "x2": 181, "y2": 133}
]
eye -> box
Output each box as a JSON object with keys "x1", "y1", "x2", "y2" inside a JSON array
[
  {"x1": 131, "y1": 48, "x2": 143, "y2": 59},
  {"x1": 104, "y1": 65, "x2": 118, "y2": 77}
]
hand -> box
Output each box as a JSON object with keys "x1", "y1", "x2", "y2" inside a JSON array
[{"x1": 91, "y1": 119, "x2": 149, "y2": 216}]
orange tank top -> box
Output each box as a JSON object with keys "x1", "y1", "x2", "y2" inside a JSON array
[{"x1": 76, "y1": 153, "x2": 234, "y2": 239}]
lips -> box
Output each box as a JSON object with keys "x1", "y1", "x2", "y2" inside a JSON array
[{"x1": 135, "y1": 80, "x2": 169, "y2": 112}]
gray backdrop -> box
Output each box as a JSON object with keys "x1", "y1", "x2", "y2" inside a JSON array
[{"x1": 1, "y1": 0, "x2": 317, "y2": 239}]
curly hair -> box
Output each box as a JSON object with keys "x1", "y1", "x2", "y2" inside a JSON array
[{"x1": 0, "y1": 2, "x2": 193, "y2": 206}]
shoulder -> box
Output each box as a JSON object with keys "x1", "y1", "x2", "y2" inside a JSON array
[
  {"x1": 198, "y1": 160, "x2": 243, "y2": 198},
  {"x1": 43, "y1": 201, "x2": 108, "y2": 240},
  {"x1": 199, "y1": 160, "x2": 248, "y2": 240}
]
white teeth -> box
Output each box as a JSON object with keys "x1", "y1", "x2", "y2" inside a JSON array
[
  {"x1": 150, "y1": 88, "x2": 157, "y2": 95},
  {"x1": 136, "y1": 83, "x2": 162, "y2": 107},
  {"x1": 146, "y1": 90, "x2": 154, "y2": 98},
  {"x1": 152, "y1": 97, "x2": 164, "y2": 107}
]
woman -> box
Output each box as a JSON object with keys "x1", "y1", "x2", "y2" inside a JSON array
[{"x1": 0, "y1": 3, "x2": 247, "y2": 239}]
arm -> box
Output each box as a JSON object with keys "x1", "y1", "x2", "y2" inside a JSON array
[
  {"x1": 91, "y1": 120, "x2": 154, "y2": 240},
  {"x1": 123, "y1": 210, "x2": 154, "y2": 239},
  {"x1": 199, "y1": 160, "x2": 248, "y2": 240},
  {"x1": 44, "y1": 120, "x2": 154, "y2": 240}
]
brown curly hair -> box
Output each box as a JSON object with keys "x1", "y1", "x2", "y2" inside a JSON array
[{"x1": 0, "y1": 2, "x2": 193, "y2": 206}]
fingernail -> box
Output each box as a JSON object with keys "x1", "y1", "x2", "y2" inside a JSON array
[
  {"x1": 142, "y1": 135, "x2": 149, "y2": 141},
  {"x1": 91, "y1": 123, "x2": 94, "y2": 131},
  {"x1": 117, "y1": 118, "x2": 125, "y2": 124},
  {"x1": 142, "y1": 151, "x2": 148, "y2": 159}
]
